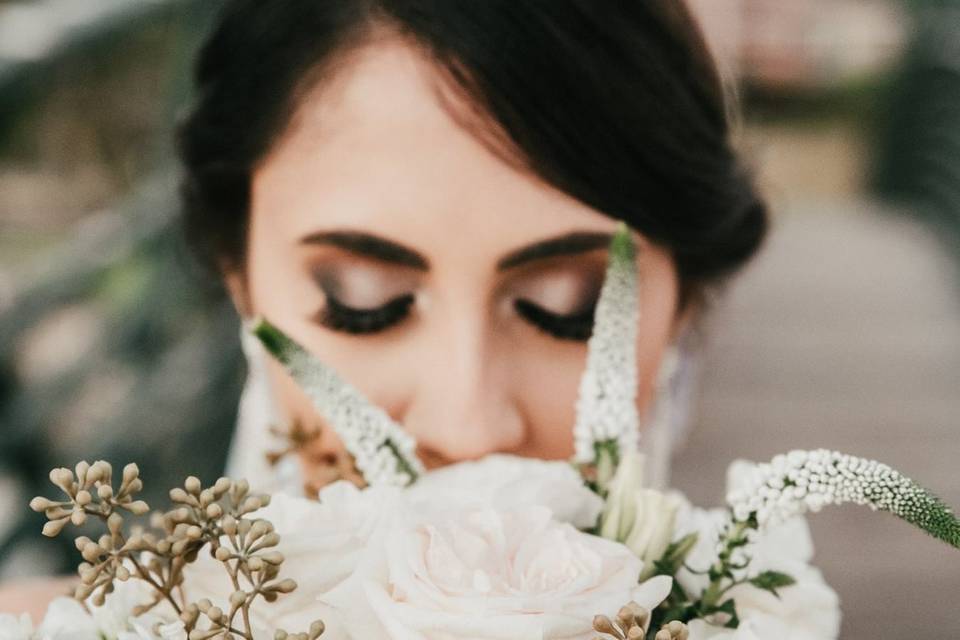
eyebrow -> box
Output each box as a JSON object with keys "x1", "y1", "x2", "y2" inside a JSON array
[
  {"x1": 300, "y1": 231, "x2": 430, "y2": 269},
  {"x1": 496, "y1": 231, "x2": 613, "y2": 271},
  {"x1": 299, "y1": 229, "x2": 614, "y2": 272}
]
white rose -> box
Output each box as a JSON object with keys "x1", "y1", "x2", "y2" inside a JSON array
[
  {"x1": 350, "y1": 504, "x2": 672, "y2": 640},
  {"x1": 408, "y1": 454, "x2": 604, "y2": 530}
]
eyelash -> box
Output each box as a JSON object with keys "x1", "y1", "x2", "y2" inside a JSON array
[
  {"x1": 316, "y1": 293, "x2": 416, "y2": 334},
  {"x1": 513, "y1": 299, "x2": 595, "y2": 342},
  {"x1": 315, "y1": 293, "x2": 596, "y2": 342}
]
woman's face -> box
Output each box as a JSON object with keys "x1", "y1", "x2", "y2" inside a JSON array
[{"x1": 227, "y1": 37, "x2": 682, "y2": 485}]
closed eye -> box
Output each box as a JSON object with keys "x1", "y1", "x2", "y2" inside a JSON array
[
  {"x1": 514, "y1": 298, "x2": 595, "y2": 341},
  {"x1": 315, "y1": 293, "x2": 415, "y2": 334}
]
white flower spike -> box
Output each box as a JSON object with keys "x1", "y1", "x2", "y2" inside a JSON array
[
  {"x1": 572, "y1": 222, "x2": 641, "y2": 466},
  {"x1": 727, "y1": 449, "x2": 960, "y2": 548},
  {"x1": 252, "y1": 318, "x2": 424, "y2": 487}
]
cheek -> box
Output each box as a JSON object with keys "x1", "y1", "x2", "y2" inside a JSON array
[{"x1": 512, "y1": 245, "x2": 680, "y2": 458}]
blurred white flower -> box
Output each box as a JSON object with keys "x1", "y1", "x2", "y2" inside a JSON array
[
  {"x1": 33, "y1": 597, "x2": 99, "y2": 639},
  {"x1": 672, "y1": 483, "x2": 841, "y2": 639},
  {"x1": 26, "y1": 582, "x2": 183, "y2": 640},
  {"x1": 118, "y1": 615, "x2": 187, "y2": 640},
  {"x1": 598, "y1": 452, "x2": 680, "y2": 579},
  {"x1": 0, "y1": 612, "x2": 33, "y2": 640},
  {"x1": 410, "y1": 454, "x2": 603, "y2": 529}
]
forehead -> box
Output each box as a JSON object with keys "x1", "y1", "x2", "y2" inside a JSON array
[{"x1": 250, "y1": 36, "x2": 615, "y2": 255}]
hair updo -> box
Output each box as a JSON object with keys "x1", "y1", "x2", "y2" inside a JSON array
[{"x1": 178, "y1": 0, "x2": 767, "y2": 308}]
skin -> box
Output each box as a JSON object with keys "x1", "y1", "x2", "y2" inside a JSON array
[
  {"x1": 230, "y1": 33, "x2": 686, "y2": 487},
  {"x1": 0, "y1": 32, "x2": 687, "y2": 614}
]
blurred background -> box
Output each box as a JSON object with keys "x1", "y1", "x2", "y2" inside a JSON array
[{"x1": 0, "y1": 0, "x2": 957, "y2": 637}]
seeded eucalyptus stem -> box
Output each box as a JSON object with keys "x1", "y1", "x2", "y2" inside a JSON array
[{"x1": 30, "y1": 459, "x2": 325, "y2": 640}]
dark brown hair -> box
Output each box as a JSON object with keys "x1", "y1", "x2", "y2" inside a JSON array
[{"x1": 178, "y1": 0, "x2": 767, "y2": 306}]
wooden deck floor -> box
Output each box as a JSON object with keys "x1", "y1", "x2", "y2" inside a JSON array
[{"x1": 671, "y1": 202, "x2": 960, "y2": 639}]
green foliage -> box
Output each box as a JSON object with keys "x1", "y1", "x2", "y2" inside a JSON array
[{"x1": 748, "y1": 571, "x2": 797, "y2": 599}]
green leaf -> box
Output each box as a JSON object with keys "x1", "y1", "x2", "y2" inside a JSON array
[
  {"x1": 715, "y1": 599, "x2": 740, "y2": 629},
  {"x1": 748, "y1": 570, "x2": 796, "y2": 598},
  {"x1": 654, "y1": 532, "x2": 699, "y2": 576}
]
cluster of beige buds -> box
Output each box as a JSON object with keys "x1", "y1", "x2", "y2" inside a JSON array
[
  {"x1": 593, "y1": 602, "x2": 689, "y2": 640},
  {"x1": 30, "y1": 460, "x2": 324, "y2": 640}
]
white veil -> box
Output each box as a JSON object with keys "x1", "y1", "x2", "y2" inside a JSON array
[{"x1": 225, "y1": 324, "x2": 305, "y2": 496}]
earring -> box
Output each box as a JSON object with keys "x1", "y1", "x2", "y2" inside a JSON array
[{"x1": 643, "y1": 344, "x2": 681, "y2": 491}]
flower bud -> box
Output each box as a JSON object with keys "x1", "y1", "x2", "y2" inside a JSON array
[
  {"x1": 221, "y1": 515, "x2": 238, "y2": 536},
  {"x1": 213, "y1": 477, "x2": 232, "y2": 496},
  {"x1": 122, "y1": 463, "x2": 139, "y2": 485},
  {"x1": 29, "y1": 497, "x2": 55, "y2": 512},
  {"x1": 598, "y1": 452, "x2": 680, "y2": 580},
  {"x1": 126, "y1": 500, "x2": 150, "y2": 515},
  {"x1": 49, "y1": 468, "x2": 74, "y2": 492},
  {"x1": 270, "y1": 578, "x2": 297, "y2": 593},
  {"x1": 230, "y1": 590, "x2": 246, "y2": 608},
  {"x1": 81, "y1": 542, "x2": 102, "y2": 563},
  {"x1": 180, "y1": 603, "x2": 199, "y2": 626},
  {"x1": 107, "y1": 512, "x2": 124, "y2": 535},
  {"x1": 75, "y1": 583, "x2": 94, "y2": 600},
  {"x1": 42, "y1": 517, "x2": 69, "y2": 537},
  {"x1": 626, "y1": 490, "x2": 679, "y2": 580},
  {"x1": 600, "y1": 452, "x2": 645, "y2": 542},
  {"x1": 75, "y1": 461, "x2": 91, "y2": 485},
  {"x1": 184, "y1": 476, "x2": 202, "y2": 495}
]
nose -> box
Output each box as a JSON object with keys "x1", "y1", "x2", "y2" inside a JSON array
[{"x1": 399, "y1": 315, "x2": 526, "y2": 467}]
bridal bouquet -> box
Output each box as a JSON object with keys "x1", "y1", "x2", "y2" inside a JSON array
[{"x1": 10, "y1": 226, "x2": 959, "y2": 639}]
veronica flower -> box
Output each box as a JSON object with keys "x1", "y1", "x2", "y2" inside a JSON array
[
  {"x1": 727, "y1": 449, "x2": 960, "y2": 548},
  {"x1": 253, "y1": 319, "x2": 424, "y2": 487},
  {"x1": 572, "y1": 223, "x2": 641, "y2": 466}
]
